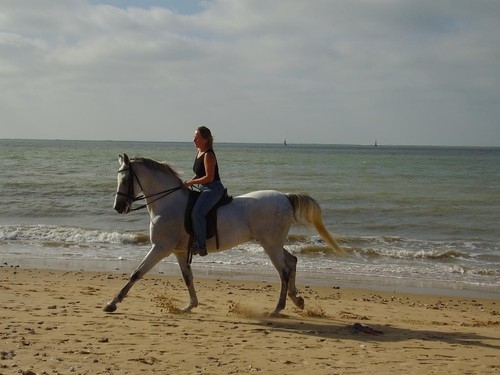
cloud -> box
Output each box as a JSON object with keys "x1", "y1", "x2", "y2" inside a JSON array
[{"x1": 0, "y1": 0, "x2": 499, "y2": 145}]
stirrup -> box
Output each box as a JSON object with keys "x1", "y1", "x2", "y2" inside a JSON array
[{"x1": 188, "y1": 237, "x2": 199, "y2": 255}]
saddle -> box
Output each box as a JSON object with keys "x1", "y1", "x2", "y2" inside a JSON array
[{"x1": 184, "y1": 188, "x2": 232, "y2": 249}]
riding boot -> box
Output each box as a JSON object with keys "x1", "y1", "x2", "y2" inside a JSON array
[{"x1": 198, "y1": 246, "x2": 207, "y2": 256}]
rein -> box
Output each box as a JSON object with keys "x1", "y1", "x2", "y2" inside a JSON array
[
  {"x1": 116, "y1": 166, "x2": 182, "y2": 211},
  {"x1": 129, "y1": 186, "x2": 182, "y2": 211}
]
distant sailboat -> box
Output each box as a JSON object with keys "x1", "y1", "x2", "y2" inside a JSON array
[
  {"x1": 284, "y1": 139, "x2": 287, "y2": 146},
  {"x1": 374, "y1": 140, "x2": 378, "y2": 147}
]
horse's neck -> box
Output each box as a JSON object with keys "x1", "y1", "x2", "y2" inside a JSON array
[
  {"x1": 137, "y1": 167, "x2": 174, "y2": 194},
  {"x1": 135, "y1": 165, "x2": 184, "y2": 211}
]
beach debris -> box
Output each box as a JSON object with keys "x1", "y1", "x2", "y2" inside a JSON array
[
  {"x1": 128, "y1": 356, "x2": 158, "y2": 365},
  {"x1": 426, "y1": 300, "x2": 446, "y2": 310},
  {"x1": 348, "y1": 322, "x2": 384, "y2": 336},
  {"x1": 0, "y1": 350, "x2": 15, "y2": 359}
]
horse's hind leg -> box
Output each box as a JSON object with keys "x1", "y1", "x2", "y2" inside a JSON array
[
  {"x1": 174, "y1": 252, "x2": 199, "y2": 312},
  {"x1": 284, "y1": 249, "x2": 304, "y2": 310},
  {"x1": 265, "y1": 246, "x2": 295, "y2": 316},
  {"x1": 274, "y1": 269, "x2": 289, "y2": 317}
]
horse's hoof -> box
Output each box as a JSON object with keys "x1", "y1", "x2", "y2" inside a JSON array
[
  {"x1": 181, "y1": 303, "x2": 197, "y2": 313},
  {"x1": 103, "y1": 301, "x2": 117, "y2": 313},
  {"x1": 296, "y1": 296, "x2": 305, "y2": 310},
  {"x1": 270, "y1": 309, "x2": 282, "y2": 318}
]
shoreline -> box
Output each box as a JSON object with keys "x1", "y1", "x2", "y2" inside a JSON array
[
  {"x1": 1, "y1": 266, "x2": 499, "y2": 374},
  {"x1": 3, "y1": 255, "x2": 499, "y2": 301}
]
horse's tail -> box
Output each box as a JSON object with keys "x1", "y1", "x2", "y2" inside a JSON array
[{"x1": 286, "y1": 193, "x2": 347, "y2": 256}]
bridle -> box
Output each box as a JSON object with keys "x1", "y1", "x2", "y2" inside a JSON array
[{"x1": 116, "y1": 162, "x2": 182, "y2": 212}]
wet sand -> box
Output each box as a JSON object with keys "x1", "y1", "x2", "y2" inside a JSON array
[{"x1": 1, "y1": 266, "x2": 499, "y2": 374}]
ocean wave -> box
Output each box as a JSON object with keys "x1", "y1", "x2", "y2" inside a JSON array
[
  {"x1": 2, "y1": 225, "x2": 498, "y2": 274},
  {"x1": 0, "y1": 225, "x2": 149, "y2": 246},
  {"x1": 328, "y1": 235, "x2": 498, "y2": 261},
  {"x1": 475, "y1": 268, "x2": 500, "y2": 277},
  {"x1": 296, "y1": 243, "x2": 470, "y2": 261}
]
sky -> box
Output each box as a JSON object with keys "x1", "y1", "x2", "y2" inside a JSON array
[{"x1": 1, "y1": 0, "x2": 499, "y2": 146}]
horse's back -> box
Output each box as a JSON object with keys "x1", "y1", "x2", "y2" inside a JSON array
[
  {"x1": 236, "y1": 189, "x2": 288, "y2": 200},
  {"x1": 219, "y1": 190, "x2": 293, "y2": 244},
  {"x1": 217, "y1": 188, "x2": 290, "y2": 219},
  {"x1": 232, "y1": 190, "x2": 291, "y2": 211}
]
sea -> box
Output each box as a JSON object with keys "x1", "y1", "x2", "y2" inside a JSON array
[{"x1": 1, "y1": 139, "x2": 499, "y2": 298}]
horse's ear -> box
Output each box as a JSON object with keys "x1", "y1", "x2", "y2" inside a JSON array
[
  {"x1": 119, "y1": 153, "x2": 130, "y2": 165},
  {"x1": 118, "y1": 154, "x2": 130, "y2": 165}
]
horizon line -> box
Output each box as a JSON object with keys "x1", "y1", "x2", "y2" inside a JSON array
[{"x1": 1, "y1": 137, "x2": 499, "y2": 148}]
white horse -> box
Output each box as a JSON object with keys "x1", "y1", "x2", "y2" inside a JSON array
[{"x1": 103, "y1": 154, "x2": 346, "y2": 316}]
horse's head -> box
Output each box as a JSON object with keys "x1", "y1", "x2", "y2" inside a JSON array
[
  {"x1": 114, "y1": 153, "x2": 140, "y2": 214},
  {"x1": 114, "y1": 154, "x2": 183, "y2": 215}
]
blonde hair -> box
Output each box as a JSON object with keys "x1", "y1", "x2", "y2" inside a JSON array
[{"x1": 197, "y1": 126, "x2": 214, "y2": 148}]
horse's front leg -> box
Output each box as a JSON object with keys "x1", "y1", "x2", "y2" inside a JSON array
[
  {"x1": 174, "y1": 251, "x2": 199, "y2": 312},
  {"x1": 103, "y1": 244, "x2": 170, "y2": 313},
  {"x1": 103, "y1": 269, "x2": 141, "y2": 312}
]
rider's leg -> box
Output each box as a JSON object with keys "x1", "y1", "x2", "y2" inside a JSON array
[{"x1": 191, "y1": 181, "x2": 224, "y2": 253}]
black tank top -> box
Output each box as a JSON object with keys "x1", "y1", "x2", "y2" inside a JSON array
[{"x1": 193, "y1": 149, "x2": 221, "y2": 181}]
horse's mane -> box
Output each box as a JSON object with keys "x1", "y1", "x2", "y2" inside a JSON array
[{"x1": 131, "y1": 157, "x2": 182, "y2": 182}]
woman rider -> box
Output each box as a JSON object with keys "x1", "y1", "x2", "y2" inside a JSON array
[{"x1": 183, "y1": 126, "x2": 225, "y2": 256}]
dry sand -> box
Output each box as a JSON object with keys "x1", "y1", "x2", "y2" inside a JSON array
[{"x1": 1, "y1": 266, "x2": 499, "y2": 374}]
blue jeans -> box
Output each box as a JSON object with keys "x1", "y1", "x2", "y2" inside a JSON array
[{"x1": 191, "y1": 180, "x2": 225, "y2": 248}]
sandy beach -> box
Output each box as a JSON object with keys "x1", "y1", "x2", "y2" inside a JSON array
[{"x1": 1, "y1": 265, "x2": 499, "y2": 375}]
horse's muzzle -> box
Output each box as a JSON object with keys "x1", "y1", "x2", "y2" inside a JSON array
[{"x1": 114, "y1": 196, "x2": 131, "y2": 214}]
